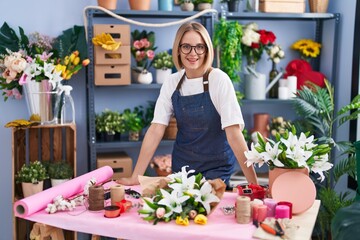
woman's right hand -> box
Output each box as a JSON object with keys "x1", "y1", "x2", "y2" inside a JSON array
[{"x1": 116, "y1": 177, "x2": 139, "y2": 186}]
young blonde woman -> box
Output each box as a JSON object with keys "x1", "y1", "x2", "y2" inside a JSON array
[{"x1": 117, "y1": 21, "x2": 258, "y2": 187}]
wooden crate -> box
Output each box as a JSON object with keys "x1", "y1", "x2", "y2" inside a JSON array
[
  {"x1": 259, "y1": 0, "x2": 305, "y2": 13},
  {"x1": 12, "y1": 124, "x2": 77, "y2": 240}
]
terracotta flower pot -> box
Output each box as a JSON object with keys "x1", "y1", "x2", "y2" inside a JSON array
[
  {"x1": 251, "y1": 113, "x2": 270, "y2": 142},
  {"x1": 308, "y1": 0, "x2": 329, "y2": 13},
  {"x1": 128, "y1": 0, "x2": 151, "y2": 10},
  {"x1": 97, "y1": 0, "x2": 117, "y2": 10}
]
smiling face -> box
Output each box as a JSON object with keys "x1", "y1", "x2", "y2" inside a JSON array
[{"x1": 179, "y1": 30, "x2": 207, "y2": 78}]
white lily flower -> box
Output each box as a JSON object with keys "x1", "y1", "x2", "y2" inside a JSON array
[
  {"x1": 157, "y1": 188, "x2": 189, "y2": 215},
  {"x1": 244, "y1": 142, "x2": 265, "y2": 167},
  {"x1": 193, "y1": 181, "x2": 220, "y2": 215},
  {"x1": 260, "y1": 142, "x2": 284, "y2": 167}
]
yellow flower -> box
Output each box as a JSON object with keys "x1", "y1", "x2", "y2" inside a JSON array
[
  {"x1": 194, "y1": 214, "x2": 207, "y2": 225},
  {"x1": 291, "y1": 39, "x2": 321, "y2": 59},
  {"x1": 175, "y1": 216, "x2": 189, "y2": 226}
]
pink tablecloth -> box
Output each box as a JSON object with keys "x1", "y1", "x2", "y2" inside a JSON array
[{"x1": 23, "y1": 184, "x2": 256, "y2": 240}]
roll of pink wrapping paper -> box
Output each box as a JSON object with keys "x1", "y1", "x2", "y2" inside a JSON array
[{"x1": 14, "y1": 166, "x2": 114, "y2": 217}]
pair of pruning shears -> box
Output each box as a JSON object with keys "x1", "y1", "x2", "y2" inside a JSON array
[{"x1": 260, "y1": 220, "x2": 285, "y2": 237}]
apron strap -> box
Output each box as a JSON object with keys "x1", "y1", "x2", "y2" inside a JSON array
[
  {"x1": 203, "y1": 67, "x2": 213, "y2": 92},
  {"x1": 176, "y1": 68, "x2": 213, "y2": 91}
]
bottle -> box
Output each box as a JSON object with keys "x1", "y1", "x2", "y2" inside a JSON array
[
  {"x1": 269, "y1": 61, "x2": 279, "y2": 98},
  {"x1": 54, "y1": 84, "x2": 75, "y2": 124}
]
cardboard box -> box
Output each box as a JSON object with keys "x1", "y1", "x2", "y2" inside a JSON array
[
  {"x1": 97, "y1": 152, "x2": 132, "y2": 179},
  {"x1": 94, "y1": 45, "x2": 131, "y2": 65},
  {"x1": 94, "y1": 64, "x2": 131, "y2": 86},
  {"x1": 93, "y1": 24, "x2": 131, "y2": 45},
  {"x1": 259, "y1": 0, "x2": 305, "y2": 13}
]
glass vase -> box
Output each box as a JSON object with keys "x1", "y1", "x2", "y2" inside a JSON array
[{"x1": 268, "y1": 61, "x2": 279, "y2": 98}]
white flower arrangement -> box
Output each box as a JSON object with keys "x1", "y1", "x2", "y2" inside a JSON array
[
  {"x1": 267, "y1": 44, "x2": 285, "y2": 64},
  {"x1": 138, "y1": 166, "x2": 221, "y2": 226},
  {"x1": 245, "y1": 127, "x2": 333, "y2": 182}
]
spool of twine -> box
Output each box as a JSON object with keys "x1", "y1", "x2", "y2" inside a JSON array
[
  {"x1": 88, "y1": 185, "x2": 105, "y2": 211},
  {"x1": 110, "y1": 184, "x2": 125, "y2": 205},
  {"x1": 235, "y1": 196, "x2": 251, "y2": 224}
]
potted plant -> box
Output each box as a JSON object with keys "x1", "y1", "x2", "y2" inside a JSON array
[
  {"x1": 122, "y1": 107, "x2": 145, "y2": 141},
  {"x1": 131, "y1": 29, "x2": 156, "y2": 84},
  {"x1": 193, "y1": 0, "x2": 213, "y2": 10},
  {"x1": 213, "y1": 18, "x2": 243, "y2": 83},
  {"x1": 152, "y1": 50, "x2": 174, "y2": 84},
  {"x1": 15, "y1": 160, "x2": 49, "y2": 198},
  {"x1": 95, "y1": 109, "x2": 125, "y2": 142},
  {"x1": 220, "y1": 0, "x2": 241, "y2": 12},
  {"x1": 179, "y1": 0, "x2": 195, "y2": 11},
  {"x1": 46, "y1": 161, "x2": 74, "y2": 187}
]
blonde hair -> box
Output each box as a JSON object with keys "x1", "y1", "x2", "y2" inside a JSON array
[{"x1": 172, "y1": 21, "x2": 214, "y2": 72}]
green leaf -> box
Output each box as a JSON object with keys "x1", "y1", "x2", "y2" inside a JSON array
[{"x1": 142, "y1": 197, "x2": 158, "y2": 210}]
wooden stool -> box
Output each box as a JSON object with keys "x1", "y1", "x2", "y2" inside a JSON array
[{"x1": 30, "y1": 222, "x2": 65, "y2": 240}]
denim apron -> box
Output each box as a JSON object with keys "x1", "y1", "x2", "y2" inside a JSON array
[{"x1": 171, "y1": 70, "x2": 235, "y2": 185}]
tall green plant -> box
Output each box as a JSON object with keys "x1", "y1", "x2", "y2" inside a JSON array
[
  {"x1": 213, "y1": 18, "x2": 242, "y2": 83},
  {"x1": 292, "y1": 80, "x2": 360, "y2": 239}
]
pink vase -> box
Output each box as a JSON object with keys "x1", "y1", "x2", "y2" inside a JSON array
[{"x1": 268, "y1": 167, "x2": 308, "y2": 196}]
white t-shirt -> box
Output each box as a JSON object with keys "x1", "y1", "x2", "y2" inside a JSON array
[{"x1": 152, "y1": 68, "x2": 245, "y2": 130}]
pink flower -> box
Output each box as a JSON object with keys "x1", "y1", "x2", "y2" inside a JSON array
[
  {"x1": 19, "y1": 74, "x2": 28, "y2": 85},
  {"x1": 133, "y1": 40, "x2": 144, "y2": 49},
  {"x1": 10, "y1": 58, "x2": 27, "y2": 73},
  {"x1": 2, "y1": 68, "x2": 17, "y2": 82},
  {"x1": 140, "y1": 38, "x2": 150, "y2": 48},
  {"x1": 12, "y1": 88, "x2": 22, "y2": 99},
  {"x1": 146, "y1": 50, "x2": 155, "y2": 60},
  {"x1": 156, "y1": 207, "x2": 166, "y2": 218}
]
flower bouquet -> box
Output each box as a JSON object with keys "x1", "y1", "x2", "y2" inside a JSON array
[
  {"x1": 0, "y1": 22, "x2": 89, "y2": 102},
  {"x1": 131, "y1": 29, "x2": 156, "y2": 73},
  {"x1": 245, "y1": 126, "x2": 333, "y2": 182},
  {"x1": 241, "y1": 22, "x2": 276, "y2": 70},
  {"x1": 138, "y1": 166, "x2": 226, "y2": 225}
]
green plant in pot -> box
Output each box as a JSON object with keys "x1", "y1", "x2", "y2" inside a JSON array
[
  {"x1": 95, "y1": 109, "x2": 125, "y2": 141},
  {"x1": 122, "y1": 107, "x2": 145, "y2": 141},
  {"x1": 193, "y1": 0, "x2": 213, "y2": 10},
  {"x1": 213, "y1": 18, "x2": 243, "y2": 83},
  {"x1": 47, "y1": 161, "x2": 74, "y2": 187},
  {"x1": 15, "y1": 160, "x2": 48, "y2": 197},
  {"x1": 292, "y1": 80, "x2": 360, "y2": 239},
  {"x1": 153, "y1": 51, "x2": 174, "y2": 84},
  {"x1": 220, "y1": 0, "x2": 241, "y2": 12}
]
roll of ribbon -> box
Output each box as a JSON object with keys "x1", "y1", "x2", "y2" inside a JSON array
[
  {"x1": 235, "y1": 196, "x2": 251, "y2": 224},
  {"x1": 104, "y1": 205, "x2": 121, "y2": 218},
  {"x1": 111, "y1": 185, "x2": 125, "y2": 205},
  {"x1": 277, "y1": 201, "x2": 293, "y2": 218},
  {"x1": 257, "y1": 204, "x2": 268, "y2": 222},
  {"x1": 263, "y1": 198, "x2": 277, "y2": 217},
  {"x1": 88, "y1": 185, "x2": 105, "y2": 211},
  {"x1": 14, "y1": 166, "x2": 114, "y2": 217},
  {"x1": 275, "y1": 205, "x2": 290, "y2": 219}
]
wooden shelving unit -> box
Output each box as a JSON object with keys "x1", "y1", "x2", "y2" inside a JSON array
[{"x1": 11, "y1": 124, "x2": 77, "y2": 240}]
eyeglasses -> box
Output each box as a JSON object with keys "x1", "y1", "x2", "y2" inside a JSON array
[{"x1": 179, "y1": 43, "x2": 207, "y2": 55}]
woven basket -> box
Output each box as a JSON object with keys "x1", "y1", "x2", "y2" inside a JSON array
[{"x1": 309, "y1": 0, "x2": 329, "y2": 13}]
